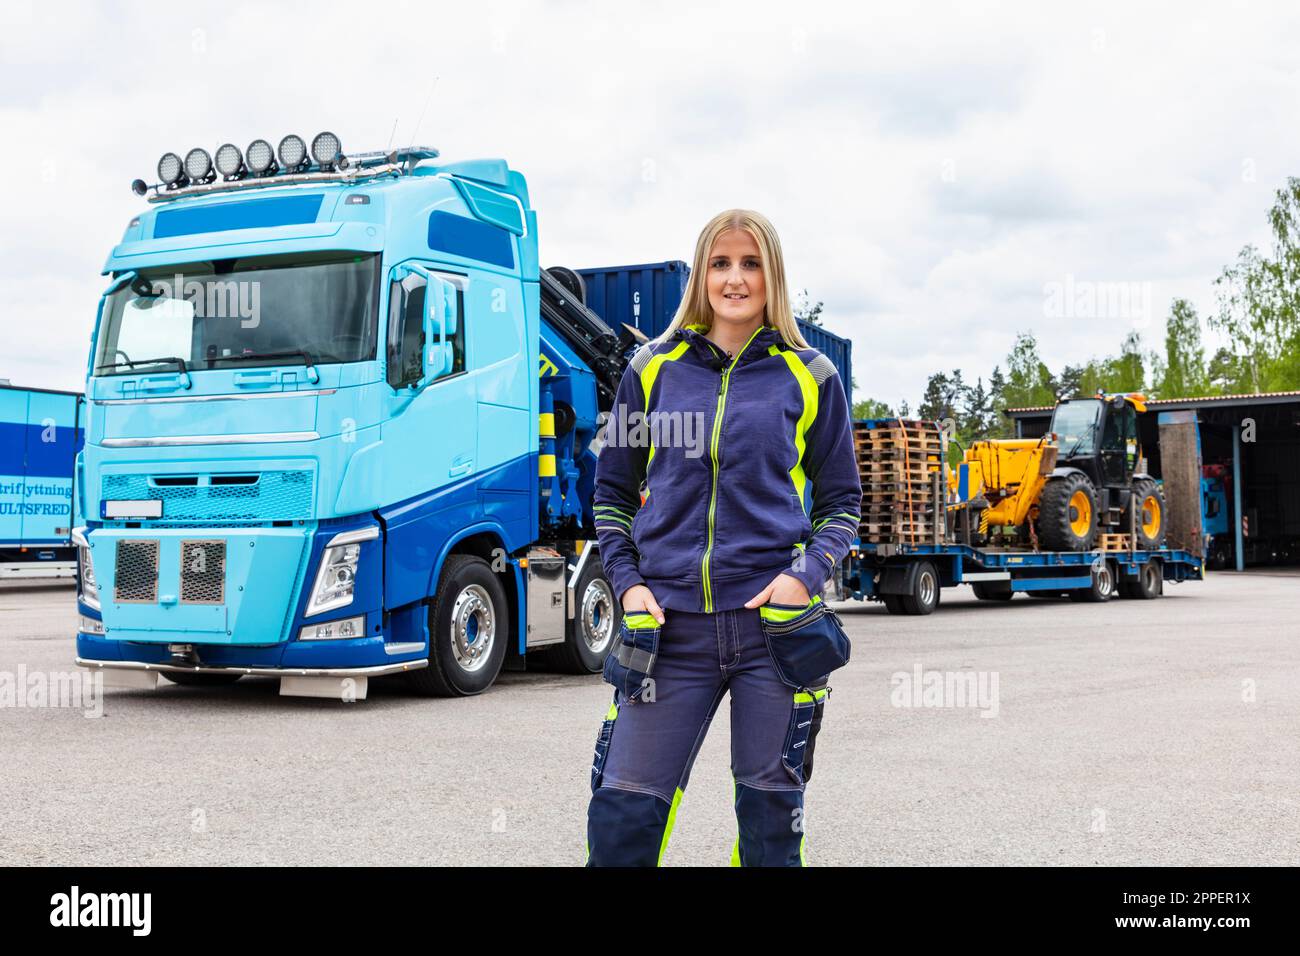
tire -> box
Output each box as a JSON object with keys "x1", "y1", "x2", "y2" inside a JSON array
[
  {"x1": 1068, "y1": 559, "x2": 1115, "y2": 602},
  {"x1": 407, "y1": 554, "x2": 509, "y2": 697},
  {"x1": 164, "y1": 672, "x2": 243, "y2": 687},
  {"x1": 1129, "y1": 479, "x2": 1167, "y2": 550},
  {"x1": 900, "y1": 561, "x2": 940, "y2": 615},
  {"x1": 1027, "y1": 591, "x2": 1063, "y2": 599},
  {"x1": 535, "y1": 554, "x2": 620, "y2": 674},
  {"x1": 1121, "y1": 559, "x2": 1163, "y2": 600},
  {"x1": 971, "y1": 581, "x2": 1013, "y2": 601},
  {"x1": 1037, "y1": 473, "x2": 1098, "y2": 552},
  {"x1": 881, "y1": 593, "x2": 904, "y2": 614}
]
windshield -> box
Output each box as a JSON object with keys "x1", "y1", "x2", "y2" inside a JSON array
[
  {"x1": 95, "y1": 251, "x2": 381, "y2": 376},
  {"x1": 1050, "y1": 399, "x2": 1102, "y2": 456}
]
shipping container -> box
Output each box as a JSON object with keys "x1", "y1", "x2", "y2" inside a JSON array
[{"x1": 577, "y1": 260, "x2": 853, "y2": 401}]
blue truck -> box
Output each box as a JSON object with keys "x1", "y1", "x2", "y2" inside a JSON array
[
  {"x1": 74, "y1": 135, "x2": 844, "y2": 700},
  {"x1": 1, "y1": 384, "x2": 83, "y2": 579}
]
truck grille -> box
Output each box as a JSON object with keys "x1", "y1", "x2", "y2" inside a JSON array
[
  {"x1": 101, "y1": 470, "x2": 314, "y2": 523},
  {"x1": 180, "y1": 539, "x2": 226, "y2": 604},
  {"x1": 114, "y1": 539, "x2": 159, "y2": 603}
]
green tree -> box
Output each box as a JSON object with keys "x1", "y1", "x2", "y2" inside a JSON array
[
  {"x1": 1001, "y1": 331, "x2": 1057, "y2": 411},
  {"x1": 852, "y1": 398, "x2": 894, "y2": 421},
  {"x1": 793, "y1": 289, "x2": 824, "y2": 327},
  {"x1": 1154, "y1": 298, "x2": 1209, "y2": 398}
]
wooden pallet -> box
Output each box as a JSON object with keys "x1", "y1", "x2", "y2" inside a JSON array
[{"x1": 1098, "y1": 533, "x2": 1132, "y2": 552}]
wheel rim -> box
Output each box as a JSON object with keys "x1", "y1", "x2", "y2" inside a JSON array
[
  {"x1": 580, "y1": 578, "x2": 616, "y2": 655},
  {"x1": 1069, "y1": 489, "x2": 1092, "y2": 537},
  {"x1": 919, "y1": 571, "x2": 936, "y2": 606},
  {"x1": 450, "y1": 584, "x2": 496, "y2": 672},
  {"x1": 1096, "y1": 563, "x2": 1112, "y2": 596},
  {"x1": 1141, "y1": 495, "x2": 1161, "y2": 538}
]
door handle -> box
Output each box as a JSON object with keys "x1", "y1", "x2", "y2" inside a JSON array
[{"x1": 449, "y1": 456, "x2": 473, "y2": 477}]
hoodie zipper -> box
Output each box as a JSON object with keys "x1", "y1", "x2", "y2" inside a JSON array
[{"x1": 699, "y1": 325, "x2": 767, "y2": 612}]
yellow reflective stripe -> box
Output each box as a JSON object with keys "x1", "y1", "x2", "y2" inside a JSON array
[
  {"x1": 605, "y1": 699, "x2": 619, "y2": 721},
  {"x1": 701, "y1": 324, "x2": 768, "y2": 612},
  {"x1": 623, "y1": 612, "x2": 658, "y2": 629},
  {"x1": 658, "y1": 786, "x2": 684, "y2": 866},
  {"x1": 794, "y1": 687, "x2": 829, "y2": 703},
  {"x1": 777, "y1": 350, "x2": 819, "y2": 514},
  {"x1": 539, "y1": 412, "x2": 555, "y2": 437},
  {"x1": 539, "y1": 454, "x2": 556, "y2": 477},
  {"x1": 758, "y1": 594, "x2": 823, "y2": 622},
  {"x1": 730, "y1": 774, "x2": 741, "y2": 866},
  {"x1": 639, "y1": 341, "x2": 691, "y2": 472}
]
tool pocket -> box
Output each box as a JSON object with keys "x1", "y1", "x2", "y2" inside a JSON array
[
  {"x1": 759, "y1": 596, "x2": 851, "y2": 689},
  {"x1": 590, "y1": 691, "x2": 620, "y2": 793},
  {"x1": 781, "y1": 686, "x2": 830, "y2": 786},
  {"x1": 601, "y1": 611, "x2": 662, "y2": 702}
]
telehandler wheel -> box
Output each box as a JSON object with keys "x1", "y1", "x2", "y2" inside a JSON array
[
  {"x1": 1120, "y1": 559, "x2": 1163, "y2": 600},
  {"x1": 1036, "y1": 473, "x2": 1098, "y2": 552},
  {"x1": 1129, "y1": 478, "x2": 1167, "y2": 550},
  {"x1": 534, "y1": 556, "x2": 620, "y2": 674},
  {"x1": 1068, "y1": 559, "x2": 1115, "y2": 603},
  {"x1": 971, "y1": 581, "x2": 1013, "y2": 601},
  {"x1": 408, "y1": 554, "x2": 509, "y2": 697},
  {"x1": 899, "y1": 561, "x2": 940, "y2": 615}
]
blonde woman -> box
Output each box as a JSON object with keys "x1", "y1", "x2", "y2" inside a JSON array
[{"x1": 585, "y1": 209, "x2": 861, "y2": 866}]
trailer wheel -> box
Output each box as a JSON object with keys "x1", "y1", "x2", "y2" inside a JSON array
[
  {"x1": 408, "y1": 554, "x2": 508, "y2": 697},
  {"x1": 900, "y1": 561, "x2": 940, "y2": 615},
  {"x1": 1120, "y1": 559, "x2": 1163, "y2": 600},
  {"x1": 972, "y1": 581, "x2": 1013, "y2": 601},
  {"x1": 164, "y1": 672, "x2": 243, "y2": 687},
  {"x1": 535, "y1": 556, "x2": 620, "y2": 674},
  {"x1": 1068, "y1": 559, "x2": 1115, "y2": 602}
]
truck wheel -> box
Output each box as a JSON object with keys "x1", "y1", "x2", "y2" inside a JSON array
[
  {"x1": 972, "y1": 581, "x2": 1013, "y2": 601},
  {"x1": 1129, "y1": 479, "x2": 1166, "y2": 550},
  {"x1": 1121, "y1": 559, "x2": 1163, "y2": 600},
  {"x1": 536, "y1": 556, "x2": 620, "y2": 674},
  {"x1": 164, "y1": 672, "x2": 243, "y2": 687},
  {"x1": 408, "y1": 554, "x2": 508, "y2": 697},
  {"x1": 900, "y1": 561, "x2": 940, "y2": 615},
  {"x1": 1068, "y1": 559, "x2": 1115, "y2": 602},
  {"x1": 881, "y1": 594, "x2": 904, "y2": 614},
  {"x1": 1037, "y1": 473, "x2": 1098, "y2": 552}
]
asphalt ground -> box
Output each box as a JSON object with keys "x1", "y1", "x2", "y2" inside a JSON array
[{"x1": 0, "y1": 570, "x2": 1295, "y2": 866}]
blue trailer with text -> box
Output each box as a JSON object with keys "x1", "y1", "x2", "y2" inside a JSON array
[{"x1": 0, "y1": 384, "x2": 83, "y2": 579}]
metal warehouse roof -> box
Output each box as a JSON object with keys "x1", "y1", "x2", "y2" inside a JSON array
[{"x1": 1005, "y1": 389, "x2": 1300, "y2": 416}]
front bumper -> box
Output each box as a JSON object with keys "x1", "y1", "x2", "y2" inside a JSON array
[{"x1": 75, "y1": 656, "x2": 426, "y2": 679}]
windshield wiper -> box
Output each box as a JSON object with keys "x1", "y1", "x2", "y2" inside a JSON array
[
  {"x1": 96, "y1": 356, "x2": 189, "y2": 374},
  {"x1": 204, "y1": 349, "x2": 340, "y2": 372}
]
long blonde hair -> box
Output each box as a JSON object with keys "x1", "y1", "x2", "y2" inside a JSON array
[{"x1": 654, "y1": 209, "x2": 810, "y2": 349}]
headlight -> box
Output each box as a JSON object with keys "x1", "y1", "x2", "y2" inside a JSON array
[
  {"x1": 311, "y1": 131, "x2": 341, "y2": 166},
  {"x1": 246, "y1": 138, "x2": 275, "y2": 175},
  {"x1": 78, "y1": 543, "x2": 100, "y2": 611},
  {"x1": 299, "y1": 616, "x2": 365, "y2": 641},
  {"x1": 215, "y1": 142, "x2": 243, "y2": 178},
  {"x1": 157, "y1": 152, "x2": 183, "y2": 185},
  {"x1": 278, "y1": 134, "x2": 307, "y2": 170},
  {"x1": 184, "y1": 147, "x2": 213, "y2": 183},
  {"x1": 307, "y1": 543, "x2": 361, "y2": 615}
]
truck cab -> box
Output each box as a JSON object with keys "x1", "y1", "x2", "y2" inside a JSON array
[{"x1": 75, "y1": 137, "x2": 608, "y2": 699}]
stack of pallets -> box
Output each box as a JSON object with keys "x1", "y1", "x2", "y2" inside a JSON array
[{"x1": 853, "y1": 419, "x2": 946, "y2": 545}]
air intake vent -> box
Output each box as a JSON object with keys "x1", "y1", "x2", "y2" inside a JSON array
[
  {"x1": 114, "y1": 540, "x2": 160, "y2": 603},
  {"x1": 180, "y1": 539, "x2": 226, "y2": 605}
]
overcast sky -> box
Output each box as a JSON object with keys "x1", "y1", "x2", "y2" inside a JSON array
[{"x1": 2, "y1": 0, "x2": 1298, "y2": 407}]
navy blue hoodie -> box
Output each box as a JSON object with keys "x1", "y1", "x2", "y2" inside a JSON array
[{"x1": 593, "y1": 322, "x2": 862, "y2": 613}]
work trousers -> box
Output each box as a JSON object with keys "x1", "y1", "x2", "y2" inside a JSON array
[{"x1": 585, "y1": 604, "x2": 828, "y2": 866}]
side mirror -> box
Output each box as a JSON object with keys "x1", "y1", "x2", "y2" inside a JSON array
[{"x1": 418, "y1": 274, "x2": 457, "y2": 389}]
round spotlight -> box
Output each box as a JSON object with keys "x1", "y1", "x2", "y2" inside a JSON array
[
  {"x1": 311, "y1": 131, "x2": 341, "y2": 167},
  {"x1": 184, "y1": 147, "x2": 213, "y2": 183},
  {"x1": 278, "y1": 134, "x2": 307, "y2": 170},
  {"x1": 215, "y1": 143, "x2": 243, "y2": 178},
  {"x1": 157, "y1": 152, "x2": 183, "y2": 185},
  {"x1": 246, "y1": 138, "x2": 275, "y2": 175}
]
